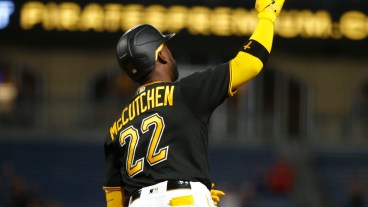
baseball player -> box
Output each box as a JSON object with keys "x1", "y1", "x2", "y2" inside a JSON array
[{"x1": 103, "y1": 0, "x2": 285, "y2": 206}]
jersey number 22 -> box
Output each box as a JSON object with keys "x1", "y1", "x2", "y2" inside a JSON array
[{"x1": 119, "y1": 113, "x2": 168, "y2": 177}]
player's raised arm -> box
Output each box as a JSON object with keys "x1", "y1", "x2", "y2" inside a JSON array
[{"x1": 229, "y1": 0, "x2": 285, "y2": 91}]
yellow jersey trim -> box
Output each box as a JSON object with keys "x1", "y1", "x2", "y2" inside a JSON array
[{"x1": 103, "y1": 186, "x2": 123, "y2": 191}]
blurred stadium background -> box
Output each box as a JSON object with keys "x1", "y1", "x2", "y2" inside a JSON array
[{"x1": 0, "y1": 0, "x2": 367, "y2": 206}]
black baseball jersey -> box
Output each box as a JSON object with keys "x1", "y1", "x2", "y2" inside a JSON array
[{"x1": 104, "y1": 63, "x2": 232, "y2": 198}]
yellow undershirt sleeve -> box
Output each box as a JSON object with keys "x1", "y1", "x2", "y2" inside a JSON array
[
  {"x1": 103, "y1": 187, "x2": 125, "y2": 207},
  {"x1": 229, "y1": 16, "x2": 275, "y2": 92}
]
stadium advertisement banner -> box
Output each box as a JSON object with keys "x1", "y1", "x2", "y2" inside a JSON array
[{"x1": 1, "y1": 0, "x2": 368, "y2": 40}]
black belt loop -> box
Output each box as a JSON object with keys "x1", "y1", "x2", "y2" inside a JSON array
[{"x1": 130, "y1": 189, "x2": 142, "y2": 204}]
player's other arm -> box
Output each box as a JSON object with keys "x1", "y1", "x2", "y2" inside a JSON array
[
  {"x1": 103, "y1": 141, "x2": 126, "y2": 207},
  {"x1": 229, "y1": 0, "x2": 285, "y2": 92}
]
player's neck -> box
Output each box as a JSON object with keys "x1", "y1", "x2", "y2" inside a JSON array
[{"x1": 140, "y1": 72, "x2": 172, "y2": 86}]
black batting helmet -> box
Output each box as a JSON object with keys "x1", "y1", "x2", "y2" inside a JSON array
[{"x1": 116, "y1": 24, "x2": 175, "y2": 82}]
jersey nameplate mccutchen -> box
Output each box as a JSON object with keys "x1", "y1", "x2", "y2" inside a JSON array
[{"x1": 109, "y1": 85, "x2": 175, "y2": 140}]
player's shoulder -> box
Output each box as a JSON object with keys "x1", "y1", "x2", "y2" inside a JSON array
[{"x1": 179, "y1": 62, "x2": 230, "y2": 82}]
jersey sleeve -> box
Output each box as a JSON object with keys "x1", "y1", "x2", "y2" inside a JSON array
[
  {"x1": 103, "y1": 136, "x2": 124, "y2": 188},
  {"x1": 179, "y1": 63, "x2": 231, "y2": 122}
]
